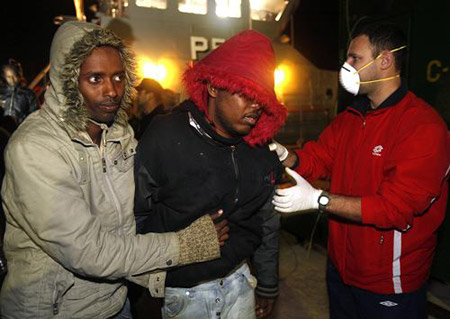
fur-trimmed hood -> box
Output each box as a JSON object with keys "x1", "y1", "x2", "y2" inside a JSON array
[
  {"x1": 183, "y1": 30, "x2": 287, "y2": 147},
  {"x1": 43, "y1": 21, "x2": 136, "y2": 137}
]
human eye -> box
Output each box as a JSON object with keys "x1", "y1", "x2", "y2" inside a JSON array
[
  {"x1": 348, "y1": 55, "x2": 359, "y2": 63},
  {"x1": 113, "y1": 73, "x2": 125, "y2": 82},
  {"x1": 88, "y1": 74, "x2": 102, "y2": 84}
]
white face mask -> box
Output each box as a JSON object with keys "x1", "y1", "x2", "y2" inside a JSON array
[
  {"x1": 339, "y1": 45, "x2": 407, "y2": 96},
  {"x1": 339, "y1": 62, "x2": 360, "y2": 96}
]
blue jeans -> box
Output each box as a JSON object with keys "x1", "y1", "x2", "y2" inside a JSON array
[
  {"x1": 112, "y1": 297, "x2": 133, "y2": 319},
  {"x1": 162, "y1": 263, "x2": 256, "y2": 319}
]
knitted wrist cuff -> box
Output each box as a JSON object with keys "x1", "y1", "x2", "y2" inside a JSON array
[{"x1": 177, "y1": 215, "x2": 221, "y2": 266}]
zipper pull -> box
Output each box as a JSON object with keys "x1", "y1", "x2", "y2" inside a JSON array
[
  {"x1": 53, "y1": 302, "x2": 59, "y2": 315},
  {"x1": 101, "y1": 127, "x2": 108, "y2": 173}
]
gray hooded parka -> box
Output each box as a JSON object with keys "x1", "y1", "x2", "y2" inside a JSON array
[{"x1": 0, "y1": 22, "x2": 195, "y2": 319}]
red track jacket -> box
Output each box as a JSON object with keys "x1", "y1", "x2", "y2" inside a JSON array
[{"x1": 295, "y1": 87, "x2": 449, "y2": 294}]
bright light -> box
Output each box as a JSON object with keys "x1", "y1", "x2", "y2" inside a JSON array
[
  {"x1": 249, "y1": 0, "x2": 288, "y2": 21},
  {"x1": 216, "y1": 0, "x2": 241, "y2": 18},
  {"x1": 178, "y1": 0, "x2": 207, "y2": 14},
  {"x1": 274, "y1": 64, "x2": 291, "y2": 99},
  {"x1": 275, "y1": 68, "x2": 286, "y2": 87},
  {"x1": 142, "y1": 61, "x2": 167, "y2": 82},
  {"x1": 136, "y1": 0, "x2": 167, "y2": 9},
  {"x1": 138, "y1": 58, "x2": 178, "y2": 89}
]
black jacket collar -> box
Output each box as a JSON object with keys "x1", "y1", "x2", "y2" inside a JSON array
[{"x1": 350, "y1": 81, "x2": 408, "y2": 115}]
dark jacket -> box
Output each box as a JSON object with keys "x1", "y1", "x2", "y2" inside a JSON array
[
  {"x1": 135, "y1": 100, "x2": 283, "y2": 297},
  {"x1": 0, "y1": 85, "x2": 39, "y2": 122}
]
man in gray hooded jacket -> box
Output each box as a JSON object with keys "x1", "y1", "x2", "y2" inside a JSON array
[{"x1": 0, "y1": 21, "x2": 224, "y2": 319}]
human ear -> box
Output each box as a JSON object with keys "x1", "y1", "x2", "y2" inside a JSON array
[
  {"x1": 380, "y1": 51, "x2": 395, "y2": 70},
  {"x1": 207, "y1": 84, "x2": 218, "y2": 98}
]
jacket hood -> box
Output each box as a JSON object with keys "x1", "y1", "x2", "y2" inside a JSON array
[
  {"x1": 43, "y1": 21, "x2": 136, "y2": 135},
  {"x1": 183, "y1": 30, "x2": 287, "y2": 146}
]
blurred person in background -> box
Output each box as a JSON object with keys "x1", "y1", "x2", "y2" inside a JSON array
[
  {"x1": 129, "y1": 78, "x2": 172, "y2": 140},
  {"x1": 0, "y1": 59, "x2": 39, "y2": 123}
]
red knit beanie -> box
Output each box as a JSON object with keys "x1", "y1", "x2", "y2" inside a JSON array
[{"x1": 183, "y1": 30, "x2": 287, "y2": 146}]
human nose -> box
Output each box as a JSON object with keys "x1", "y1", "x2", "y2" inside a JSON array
[
  {"x1": 345, "y1": 57, "x2": 354, "y2": 67},
  {"x1": 250, "y1": 102, "x2": 261, "y2": 110},
  {"x1": 104, "y1": 78, "x2": 118, "y2": 98}
]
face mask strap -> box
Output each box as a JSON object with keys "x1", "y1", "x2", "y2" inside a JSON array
[
  {"x1": 355, "y1": 59, "x2": 376, "y2": 74},
  {"x1": 355, "y1": 45, "x2": 407, "y2": 75},
  {"x1": 359, "y1": 74, "x2": 400, "y2": 85},
  {"x1": 389, "y1": 45, "x2": 407, "y2": 54}
]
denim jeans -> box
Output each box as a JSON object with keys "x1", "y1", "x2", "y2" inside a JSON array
[
  {"x1": 162, "y1": 263, "x2": 256, "y2": 319},
  {"x1": 111, "y1": 297, "x2": 133, "y2": 319}
]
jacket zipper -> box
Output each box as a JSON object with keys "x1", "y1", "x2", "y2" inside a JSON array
[
  {"x1": 98, "y1": 127, "x2": 124, "y2": 231},
  {"x1": 53, "y1": 302, "x2": 59, "y2": 315},
  {"x1": 101, "y1": 129, "x2": 107, "y2": 173},
  {"x1": 351, "y1": 114, "x2": 367, "y2": 189},
  {"x1": 8, "y1": 87, "x2": 15, "y2": 116},
  {"x1": 342, "y1": 110, "x2": 366, "y2": 282},
  {"x1": 230, "y1": 146, "x2": 240, "y2": 205}
]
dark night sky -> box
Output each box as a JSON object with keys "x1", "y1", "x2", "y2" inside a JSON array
[
  {"x1": 0, "y1": 0, "x2": 75, "y2": 82},
  {"x1": 0, "y1": 0, "x2": 339, "y2": 83}
]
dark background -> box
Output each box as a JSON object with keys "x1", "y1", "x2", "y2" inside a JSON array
[
  {"x1": 0, "y1": 1, "x2": 75, "y2": 82},
  {"x1": 0, "y1": 0, "x2": 340, "y2": 83}
]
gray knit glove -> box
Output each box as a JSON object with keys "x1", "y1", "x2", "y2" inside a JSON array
[{"x1": 177, "y1": 215, "x2": 221, "y2": 265}]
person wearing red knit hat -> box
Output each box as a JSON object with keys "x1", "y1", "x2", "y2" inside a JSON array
[{"x1": 134, "y1": 30, "x2": 287, "y2": 319}]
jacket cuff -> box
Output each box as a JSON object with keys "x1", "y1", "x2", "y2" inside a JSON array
[
  {"x1": 177, "y1": 214, "x2": 221, "y2": 265},
  {"x1": 255, "y1": 284, "x2": 279, "y2": 299},
  {"x1": 126, "y1": 271, "x2": 167, "y2": 298},
  {"x1": 148, "y1": 271, "x2": 167, "y2": 297}
]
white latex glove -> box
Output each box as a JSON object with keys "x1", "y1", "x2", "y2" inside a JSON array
[
  {"x1": 268, "y1": 140, "x2": 289, "y2": 161},
  {"x1": 273, "y1": 167, "x2": 323, "y2": 213}
]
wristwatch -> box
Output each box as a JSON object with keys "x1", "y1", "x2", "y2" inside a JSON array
[{"x1": 318, "y1": 191, "x2": 330, "y2": 212}]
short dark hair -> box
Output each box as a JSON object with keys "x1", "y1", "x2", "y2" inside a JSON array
[
  {"x1": 137, "y1": 78, "x2": 163, "y2": 102},
  {"x1": 352, "y1": 22, "x2": 407, "y2": 71},
  {"x1": 1, "y1": 59, "x2": 23, "y2": 85}
]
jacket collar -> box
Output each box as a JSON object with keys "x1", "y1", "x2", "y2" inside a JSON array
[
  {"x1": 182, "y1": 100, "x2": 243, "y2": 146},
  {"x1": 349, "y1": 81, "x2": 408, "y2": 115}
]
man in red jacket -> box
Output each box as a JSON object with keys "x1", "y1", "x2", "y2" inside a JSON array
[{"x1": 271, "y1": 22, "x2": 449, "y2": 319}]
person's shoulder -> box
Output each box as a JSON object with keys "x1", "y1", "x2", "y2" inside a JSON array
[
  {"x1": 15, "y1": 85, "x2": 35, "y2": 95},
  {"x1": 8, "y1": 111, "x2": 67, "y2": 152},
  {"x1": 0, "y1": 85, "x2": 8, "y2": 95},
  {"x1": 401, "y1": 92, "x2": 447, "y2": 128},
  {"x1": 139, "y1": 107, "x2": 189, "y2": 142}
]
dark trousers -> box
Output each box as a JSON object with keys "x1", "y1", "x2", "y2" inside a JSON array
[{"x1": 327, "y1": 259, "x2": 427, "y2": 319}]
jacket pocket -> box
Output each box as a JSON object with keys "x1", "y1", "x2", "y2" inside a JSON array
[
  {"x1": 113, "y1": 147, "x2": 136, "y2": 172},
  {"x1": 163, "y1": 293, "x2": 186, "y2": 318},
  {"x1": 73, "y1": 144, "x2": 90, "y2": 185}
]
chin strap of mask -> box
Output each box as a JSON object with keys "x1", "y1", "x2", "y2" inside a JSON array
[{"x1": 358, "y1": 74, "x2": 401, "y2": 85}]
